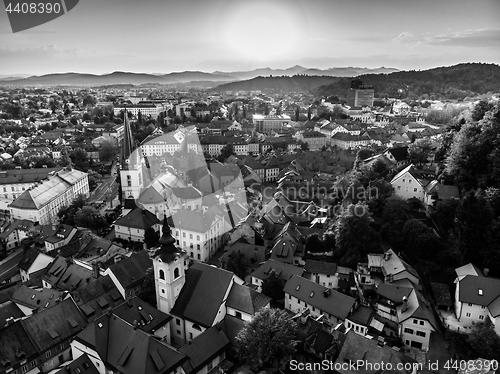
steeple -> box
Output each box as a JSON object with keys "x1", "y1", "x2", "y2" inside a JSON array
[
  {"x1": 154, "y1": 215, "x2": 182, "y2": 262},
  {"x1": 121, "y1": 109, "x2": 135, "y2": 170}
]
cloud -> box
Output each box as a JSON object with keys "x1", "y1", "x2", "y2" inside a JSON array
[{"x1": 393, "y1": 29, "x2": 500, "y2": 48}]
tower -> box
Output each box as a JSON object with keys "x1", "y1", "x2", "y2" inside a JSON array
[
  {"x1": 153, "y1": 216, "x2": 186, "y2": 314},
  {"x1": 120, "y1": 110, "x2": 144, "y2": 203}
]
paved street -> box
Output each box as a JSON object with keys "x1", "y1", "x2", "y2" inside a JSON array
[{"x1": 88, "y1": 176, "x2": 117, "y2": 204}]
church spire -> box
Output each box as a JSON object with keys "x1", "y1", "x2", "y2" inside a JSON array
[
  {"x1": 154, "y1": 215, "x2": 181, "y2": 262},
  {"x1": 121, "y1": 108, "x2": 135, "y2": 170}
]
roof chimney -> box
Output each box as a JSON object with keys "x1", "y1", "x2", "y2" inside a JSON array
[
  {"x1": 133, "y1": 320, "x2": 138, "y2": 330},
  {"x1": 402, "y1": 296, "x2": 408, "y2": 312},
  {"x1": 484, "y1": 268, "x2": 489, "y2": 277}
]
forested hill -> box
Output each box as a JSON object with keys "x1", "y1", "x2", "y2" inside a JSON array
[
  {"x1": 212, "y1": 75, "x2": 340, "y2": 93},
  {"x1": 315, "y1": 63, "x2": 500, "y2": 99}
]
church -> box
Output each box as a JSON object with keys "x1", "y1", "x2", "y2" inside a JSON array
[{"x1": 152, "y1": 216, "x2": 271, "y2": 347}]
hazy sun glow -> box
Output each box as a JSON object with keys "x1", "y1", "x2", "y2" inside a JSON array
[{"x1": 223, "y1": 2, "x2": 300, "y2": 60}]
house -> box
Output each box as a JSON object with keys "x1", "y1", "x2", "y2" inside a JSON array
[
  {"x1": 334, "y1": 330, "x2": 418, "y2": 374},
  {"x1": 5, "y1": 298, "x2": 88, "y2": 373},
  {"x1": 178, "y1": 325, "x2": 231, "y2": 374},
  {"x1": 54, "y1": 354, "x2": 100, "y2": 374},
  {"x1": 220, "y1": 241, "x2": 267, "y2": 275},
  {"x1": 0, "y1": 219, "x2": 33, "y2": 252},
  {"x1": 330, "y1": 133, "x2": 370, "y2": 150},
  {"x1": 380, "y1": 249, "x2": 421, "y2": 286},
  {"x1": 170, "y1": 262, "x2": 244, "y2": 345},
  {"x1": 18, "y1": 247, "x2": 53, "y2": 283},
  {"x1": 374, "y1": 283, "x2": 413, "y2": 323},
  {"x1": 250, "y1": 259, "x2": 304, "y2": 292},
  {"x1": 304, "y1": 260, "x2": 339, "y2": 288},
  {"x1": 10, "y1": 285, "x2": 65, "y2": 315},
  {"x1": 344, "y1": 306, "x2": 375, "y2": 336},
  {"x1": 298, "y1": 131, "x2": 327, "y2": 150},
  {"x1": 0, "y1": 248, "x2": 24, "y2": 285},
  {"x1": 112, "y1": 296, "x2": 173, "y2": 341},
  {"x1": 270, "y1": 221, "x2": 305, "y2": 266},
  {"x1": 42, "y1": 224, "x2": 78, "y2": 252},
  {"x1": 42, "y1": 256, "x2": 102, "y2": 291},
  {"x1": 397, "y1": 288, "x2": 439, "y2": 351},
  {"x1": 115, "y1": 208, "x2": 161, "y2": 243},
  {"x1": 71, "y1": 312, "x2": 187, "y2": 374},
  {"x1": 284, "y1": 275, "x2": 356, "y2": 327},
  {"x1": 104, "y1": 251, "x2": 152, "y2": 300},
  {"x1": 70, "y1": 274, "x2": 124, "y2": 323},
  {"x1": 454, "y1": 264, "x2": 500, "y2": 336},
  {"x1": 383, "y1": 146, "x2": 409, "y2": 168},
  {"x1": 225, "y1": 283, "x2": 271, "y2": 321},
  {"x1": 424, "y1": 180, "x2": 460, "y2": 208},
  {"x1": 390, "y1": 164, "x2": 431, "y2": 202}
]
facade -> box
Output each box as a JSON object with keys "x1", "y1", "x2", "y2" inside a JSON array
[
  {"x1": 141, "y1": 133, "x2": 183, "y2": 157},
  {"x1": 252, "y1": 114, "x2": 291, "y2": 134},
  {"x1": 298, "y1": 131, "x2": 327, "y2": 150},
  {"x1": 454, "y1": 264, "x2": 500, "y2": 336},
  {"x1": 330, "y1": 133, "x2": 371, "y2": 149},
  {"x1": 390, "y1": 164, "x2": 430, "y2": 202},
  {"x1": 113, "y1": 103, "x2": 163, "y2": 117},
  {"x1": 120, "y1": 112, "x2": 145, "y2": 202},
  {"x1": 114, "y1": 208, "x2": 161, "y2": 242},
  {"x1": 346, "y1": 80, "x2": 374, "y2": 107},
  {"x1": 8, "y1": 168, "x2": 89, "y2": 225}
]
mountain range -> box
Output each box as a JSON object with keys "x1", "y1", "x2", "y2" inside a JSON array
[{"x1": 0, "y1": 66, "x2": 399, "y2": 86}]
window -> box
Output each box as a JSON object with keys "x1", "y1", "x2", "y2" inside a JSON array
[
  {"x1": 413, "y1": 319, "x2": 418, "y2": 324},
  {"x1": 416, "y1": 331, "x2": 426, "y2": 337},
  {"x1": 479, "y1": 289, "x2": 483, "y2": 295},
  {"x1": 31, "y1": 361, "x2": 36, "y2": 368},
  {"x1": 177, "y1": 330, "x2": 181, "y2": 335},
  {"x1": 403, "y1": 179, "x2": 405, "y2": 183},
  {"x1": 466, "y1": 312, "x2": 471, "y2": 317},
  {"x1": 159, "y1": 269, "x2": 165, "y2": 280},
  {"x1": 197, "y1": 244, "x2": 200, "y2": 250},
  {"x1": 419, "y1": 321, "x2": 424, "y2": 326},
  {"x1": 183, "y1": 232, "x2": 186, "y2": 238},
  {"x1": 161, "y1": 289, "x2": 165, "y2": 294},
  {"x1": 479, "y1": 315, "x2": 485, "y2": 320},
  {"x1": 404, "y1": 328, "x2": 414, "y2": 334},
  {"x1": 46, "y1": 351, "x2": 52, "y2": 358},
  {"x1": 190, "y1": 234, "x2": 193, "y2": 239},
  {"x1": 481, "y1": 305, "x2": 486, "y2": 309},
  {"x1": 413, "y1": 188, "x2": 418, "y2": 192},
  {"x1": 197, "y1": 235, "x2": 200, "y2": 241},
  {"x1": 174, "y1": 267, "x2": 180, "y2": 279},
  {"x1": 397, "y1": 186, "x2": 401, "y2": 190},
  {"x1": 207, "y1": 362, "x2": 213, "y2": 371},
  {"x1": 22, "y1": 366, "x2": 28, "y2": 373},
  {"x1": 468, "y1": 303, "x2": 473, "y2": 307}
]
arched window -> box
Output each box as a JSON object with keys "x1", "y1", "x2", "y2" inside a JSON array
[
  {"x1": 174, "y1": 267, "x2": 180, "y2": 279},
  {"x1": 159, "y1": 269, "x2": 165, "y2": 280}
]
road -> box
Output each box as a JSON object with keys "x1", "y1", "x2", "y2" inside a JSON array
[{"x1": 88, "y1": 176, "x2": 117, "y2": 204}]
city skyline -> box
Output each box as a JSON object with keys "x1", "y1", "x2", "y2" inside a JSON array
[{"x1": 0, "y1": 0, "x2": 499, "y2": 76}]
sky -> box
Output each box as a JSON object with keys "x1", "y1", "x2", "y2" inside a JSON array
[{"x1": 0, "y1": 0, "x2": 499, "y2": 76}]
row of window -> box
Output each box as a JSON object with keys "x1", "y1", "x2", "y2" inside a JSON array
[{"x1": 403, "y1": 327, "x2": 426, "y2": 338}]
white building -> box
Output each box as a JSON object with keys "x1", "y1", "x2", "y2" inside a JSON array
[
  {"x1": 390, "y1": 164, "x2": 430, "y2": 202},
  {"x1": 8, "y1": 168, "x2": 89, "y2": 225}
]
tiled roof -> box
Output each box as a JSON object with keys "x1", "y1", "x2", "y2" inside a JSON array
[
  {"x1": 0, "y1": 301, "x2": 24, "y2": 327},
  {"x1": 20, "y1": 298, "x2": 88, "y2": 352},
  {"x1": 72, "y1": 275, "x2": 124, "y2": 322},
  {"x1": 42, "y1": 256, "x2": 95, "y2": 291},
  {"x1": 304, "y1": 260, "x2": 337, "y2": 275},
  {"x1": 178, "y1": 325, "x2": 230, "y2": 374},
  {"x1": 115, "y1": 208, "x2": 160, "y2": 230},
  {"x1": 112, "y1": 296, "x2": 172, "y2": 334},
  {"x1": 54, "y1": 354, "x2": 100, "y2": 374},
  {"x1": 251, "y1": 259, "x2": 303, "y2": 282},
  {"x1": 226, "y1": 283, "x2": 270, "y2": 315},
  {"x1": 376, "y1": 283, "x2": 413, "y2": 303},
  {"x1": 171, "y1": 262, "x2": 234, "y2": 328},
  {"x1": 346, "y1": 306, "x2": 374, "y2": 325},
  {"x1": 397, "y1": 289, "x2": 439, "y2": 332},
  {"x1": 284, "y1": 275, "x2": 355, "y2": 320},
  {"x1": 335, "y1": 330, "x2": 417, "y2": 374},
  {"x1": 74, "y1": 313, "x2": 187, "y2": 374},
  {"x1": 107, "y1": 251, "x2": 152, "y2": 290},
  {"x1": 0, "y1": 320, "x2": 38, "y2": 370},
  {"x1": 458, "y1": 275, "x2": 500, "y2": 307},
  {"x1": 11, "y1": 285, "x2": 64, "y2": 310}
]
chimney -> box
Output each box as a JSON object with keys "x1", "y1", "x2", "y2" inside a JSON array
[
  {"x1": 484, "y1": 268, "x2": 489, "y2": 277},
  {"x1": 92, "y1": 263, "x2": 100, "y2": 279},
  {"x1": 323, "y1": 288, "x2": 331, "y2": 298},
  {"x1": 133, "y1": 320, "x2": 138, "y2": 330},
  {"x1": 65, "y1": 257, "x2": 72, "y2": 267},
  {"x1": 402, "y1": 296, "x2": 408, "y2": 312}
]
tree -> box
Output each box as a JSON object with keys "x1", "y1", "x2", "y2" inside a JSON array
[
  {"x1": 99, "y1": 140, "x2": 118, "y2": 163},
  {"x1": 300, "y1": 142, "x2": 309, "y2": 151},
  {"x1": 408, "y1": 137, "x2": 432, "y2": 166},
  {"x1": 467, "y1": 317, "x2": 500, "y2": 362},
  {"x1": 137, "y1": 267, "x2": 157, "y2": 307},
  {"x1": 82, "y1": 112, "x2": 91, "y2": 122},
  {"x1": 354, "y1": 148, "x2": 374, "y2": 167},
  {"x1": 294, "y1": 107, "x2": 299, "y2": 121},
  {"x1": 58, "y1": 194, "x2": 87, "y2": 226},
  {"x1": 334, "y1": 203, "x2": 380, "y2": 267},
  {"x1": 144, "y1": 227, "x2": 160, "y2": 248},
  {"x1": 70, "y1": 148, "x2": 89, "y2": 169},
  {"x1": 402, "y1": 219, "x2": 442, "y2": 261},
  {"x1": 225, "y1": 251, "x2": 246, "y2": 280},
  {"x1": 218, "y1": 144, "x2": 235, "y2": 161},
  {"x1": 236, "y1": 308, "x2": 298, "y2": 370},
  {"x1": 261, "y1": 270, "x2": 284, "y2": 302},
  {"x1": 74, "y1": 206, "x2": 106, "y2": 230}
]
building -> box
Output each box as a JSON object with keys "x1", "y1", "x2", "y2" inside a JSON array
[
  {"x1": 169, "y1": 262, "x2": 244, "y2": 346},
  {"x1": 346, "y1": 79, "x2": 374, "y2": 107},
  {"x1": 454, "y1": 264, "x2": 500, "y2": 336},
  {"x1": 330, "y1": 133, "x2": 371, "y2": 150},
  {"x1": 284, "y1": 275, "x2": 356, "y2": 327},
  {"x1": 141, "y1": 132, "x2": 184, "y2": 157},
  {"x1": 104, "y1": 251, "x2": 152, "y2": 300},
  {"x1": 250, "y1": 259, "x2": 304, "y2": 292},
  {"x1": 252, "y1": 114, "x2": 291, "y2": 134},
  {"x1": 18, "y1": 247, "x2": 53, "y2": 283},
  {"x1": 8, "y1": 168, "x2": 89, "y2": 225},
  {"x1": 390, "y1": 164, "x2": 431, "y2": 202},
  {"x1": 0, "y1": 219, "x2": 33, "y2": 252},
  {"x1": 113, "y1": 103, "x2": 164, "y2": 117},
  {"x1": 304, "y1": 260, "x2": 340, "y2": 288},
  {"x1": 114, "y1": 207, "x2": 161, "y2": 242},
  {"x1": 298, "y1": 131, "x2": 327, "y2": 150}
]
